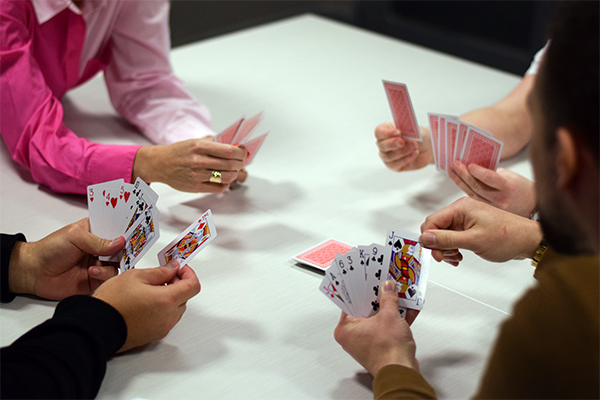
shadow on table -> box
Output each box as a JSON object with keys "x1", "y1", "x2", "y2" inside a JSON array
[
  {"x1": 102, "y1": 309, "x2": 264, "y2": 397},
  {"x1": 175, "y1": 177, "x2": 303, "y2": 217}
]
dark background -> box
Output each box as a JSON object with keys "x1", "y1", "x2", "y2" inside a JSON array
[{"x1": 169, "y1": 1, "x2": 560, "y2": 76}]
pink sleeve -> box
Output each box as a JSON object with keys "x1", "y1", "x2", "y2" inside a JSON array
[
  {"x1": 0, "y1": 2, "x2": 140, "y2": 195},
  {"x1": 104, "y1": 0, "x2": 215, "y2": 145}
]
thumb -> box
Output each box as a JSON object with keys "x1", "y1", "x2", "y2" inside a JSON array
[
  {"x1": 138, "y1": 260, "x2": 180, "y2": 285},
  {"x1": 76, "y1": 231, "x2": 125, "y2": 257},
  {"x1": 379, "y1": 280, "x2": 400, "y2": 313},
  {"x1": 420, "y1": 229, "x2": 471, "y2": 251}
]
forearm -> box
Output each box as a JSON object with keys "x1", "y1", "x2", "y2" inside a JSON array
[
  {"x1": 0, "y1": 295, "x2": 126, "y2": 399},
  {"x1": 460, "y1": 74, "x2": 535, "y2": 159}
]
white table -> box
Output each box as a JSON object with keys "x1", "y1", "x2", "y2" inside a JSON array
[{"x1": 0, "y1": 14, "x2": 537, "y2": 399}]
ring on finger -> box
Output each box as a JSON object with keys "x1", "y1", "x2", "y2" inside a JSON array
[{"x1": 209, "y1": 170, "x2": 222, "y2": 184}]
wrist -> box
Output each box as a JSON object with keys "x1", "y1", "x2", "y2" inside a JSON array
[
  {"x1": 521, "y1": 220, "x2": 544, "y2": 260},
  {"x1": 132, "y1": 145, "x2": 165, "y2": 184},
  {"x1": 8, "y1": 241, "x2": 36, "y2": 296}
]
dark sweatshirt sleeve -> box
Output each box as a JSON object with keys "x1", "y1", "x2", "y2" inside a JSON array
[
  {"x1": 1, "y1": 295, "x2": 127, "y2": 399},
  {"x1": 1, "y1": 233, "x2": 26, "y2": 303}
]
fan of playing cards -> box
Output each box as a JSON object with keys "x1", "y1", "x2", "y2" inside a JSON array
[
  {"x1": 383, "y1": 81, "x2": 504, "y2": 174},
  {"x1": 214, "y1": 112, "x2": 268, "y2": 166},
  {"x1": 294, "y1": 230, "x2": 431, "y2": 319},
  {"x1": 87, "y1": 178, "x2": 217, "y2": 273}
]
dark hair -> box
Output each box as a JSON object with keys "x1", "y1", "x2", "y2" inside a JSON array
[{"x1": 536, "y1": 0, "x2": 599, "y2": 163}]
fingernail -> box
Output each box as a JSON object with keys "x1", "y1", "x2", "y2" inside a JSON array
[
  {"x1": 166, "y1": 259, "x2": 180, "y2": 270},
  {"x1": 91, "y1": 267, "x2": 100, "y2": 276},
  {"x1": 383, "y1": 280, "x2": 397, "y2": 293},
  {"x1": 421, "y1": 232, "x2": 436, "y2": 246},
  {"x1": 453, "y1": 160, "x2": 460, "y2": 168},
  {"x1": 110, "y1": 238, "x2": 121, "y2": 246},
  {"x1": 443, "y1": 250, "x2": 457, "y2": 257}
]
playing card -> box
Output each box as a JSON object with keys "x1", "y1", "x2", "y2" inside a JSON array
[
  {"x1": 319, "y1": 269, "x2": 353, "y2": 315},
  {"x1": 215, "y1": 117, "x2": 244, "y2": 144},
  {"x1": 357, "y1": 243, "x2": 390, "y2": 318},
  {"x1": 87, "y1": 179, "x2": 125, "y2": 240},
  {"x1": 445, "y1": 118, "x2": 459, "y2": 172},
  {"x1": 157, "y1": 209, "x2": 217, "y2": 266},
  {"x1": 454, "y1": 122, "x2": 469, "y2": 162},
  {"x1": 383, "y1": 81, "x2": 422, "y2": 141},
  {"x1": 120, "y1": 204, "x2": 160, "y2": 273},
  {"x1": 428, "y1": 113, "x2": 440, "y2": 170},
  {"x1": 231, "y1": 112, "x2": 262, "y2": 145},
  {"x1": 326, "y1": 257, "x2": 357, "y2": 316},
  {"x1": 334, "y1": 249, "x2": 365, "y2": 316},
  {"x1": 240, "y1": 132, "x2": 268, "y2": 167},
  {"x1": 293, "y1": 239, "x2": 353, "y2": 270},
  {"x1": 438, "y1": 115, "x2": 448, "y2": 172},
  {"x1": 385, "y1": 229, "x2": 431, "y2": 310},
  {"x1": 459, "y1": 127, "x2": 503, "y2": 171}
]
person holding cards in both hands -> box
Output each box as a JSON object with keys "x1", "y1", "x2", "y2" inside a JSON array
[
  {"x1": 0, "y1": 218, "x2": 201, "y2": 398},
  {"x1": 336, "y1": 2, "x2": 598, "y2": 398},
  {"x1": 377, "y1": 49, "x2": 548, "y2": 219},
  {"x1": 0, "y1": 0, "x2": 248, "y2": 195}
]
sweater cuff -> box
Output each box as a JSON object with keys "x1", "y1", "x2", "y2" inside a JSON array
[
  {"x1": 1, "y1": 233, "x2": 26, "y2": 303},
  {"x1": 54, "y1": 295, "x2": 127, "y2": 357},
  {"x1": 373, "y1": 364, "x2": 437, "y2": 399}
]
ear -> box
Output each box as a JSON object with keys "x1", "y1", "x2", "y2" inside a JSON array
[{"x1": 555, "y1": 127, "x2": 578, "y2": 190}]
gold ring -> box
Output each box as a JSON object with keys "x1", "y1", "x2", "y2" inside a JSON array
[{"x1": 209, "y1": 170, "x2": 222, "y2": 184}]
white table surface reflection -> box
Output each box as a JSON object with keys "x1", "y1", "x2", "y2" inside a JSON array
[{"x1": 0, "y1": 15, "x2": 536, "y2": 399}]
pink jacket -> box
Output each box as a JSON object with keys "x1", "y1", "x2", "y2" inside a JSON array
[{"x1": 0, "y1": 0, "x2": 213, "y2": 194}]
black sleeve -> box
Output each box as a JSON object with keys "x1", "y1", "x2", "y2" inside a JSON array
[
  {"x1": 1, "y1": 295, "x2": 127, "y2": 399},
  {"x1": 1, "y1": 233, "x2": 26, "y2": 303}
]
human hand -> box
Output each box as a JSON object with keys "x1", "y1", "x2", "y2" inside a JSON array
[
  {"x1": 448, "y1": 161, "x2": 537, "y2": 217},
  {"x1": 92, "y1": 260, "x2": 200, "y2": 352},
  {"x1": 132, "y1": 137, "x2": 248, "y2": 193},
  {"x1": 375, "y1": 122, "x2": 434, "y2": 172},
  {"x1": 334, "y1": 280, "x2": 420, "y2": 376},
  {"x1": 419, "y1": 197, "x2": 543, "y2": 266},
  {"x1": 8, "y1": 219, "x2": 123, "y2": 301}
]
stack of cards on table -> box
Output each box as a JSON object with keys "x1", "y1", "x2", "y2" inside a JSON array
[
  {"x1": 214, "y1": 113, "x2": 269, "y2": 167},
  {"x1": 428, "y1": 113, "x2": 503, "y2": 174},
  {"x1": 294, "y1": 232, "x2": 431, "y2": 319},
  {"x1": 87, "y1": 178, "x2": 217, "y2": 273}
]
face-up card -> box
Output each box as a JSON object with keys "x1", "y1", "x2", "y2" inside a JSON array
[
  {"x1": 157, "y1": 209, "x2": 217, "y2": 266},
  {"x1": 293, "y1": 239, "x2": 353, "y2": 270},
  {"x1": 358, "y1": 243, "x2": 390, "y2": 318},
  {"x1": 319, "y1": 271, "x2": 352, "y2": 315},
  {"x1": 327, "y1": 258, "x2": 357, "y2": 316},
  {"x1": 383, "y1": 81, "x2": 422, "y2": 141},
  {"x1": 120, "y1": 204, "x2": 160, "y2": 273},
  {"x1": 459, "y1": 127, "x2": 503, "y2": 171},
  {"x1": 335, "y1": 249, "x2": 365, "y2": 316},
  {"x1": 232, "y1": 112, "x2": 263, "y2": 146},
  {"x1": 87, "y1": 179, "x2": 125, "y2": 240},
  {"x1": 241, "y1": 132, "x2": 268, "y2": 167},
  {"x1": 385, "y1": 229, "x2": 430, "y2": 311},
  {"x1": 215, "y1": 118, "x2": 244, "y2": 144}
]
